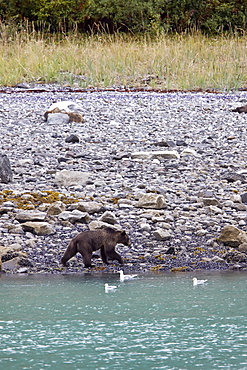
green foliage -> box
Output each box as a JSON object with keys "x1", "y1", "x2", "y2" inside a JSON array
[{"x1": 0, "y1": 0, "x2": 246, "y2": 34}]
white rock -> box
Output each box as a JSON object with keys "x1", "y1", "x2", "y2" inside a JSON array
[
  {"x1": 180, "y1": 148, "x2": 198, "y2": 157},
  {"x1": 136, "y1": 194, "x2": 166, "y2": 209},
  {"x1": 139, "y1": 223, "x2": 151, "y2": 232},
  {"x1": 88, "y1": 221, "x2": 121, "y2": 230},
  {"x1": 131, "y1": 150, "x2": 180, "y2": 160},
  {"x1": 58, "y1": 210, "x2": 90, "y2": 224},
  {"x1": 48, "y1": 100, "x2": 83, "y2": 112},
  {"x1": 15, "y1": 210, "x2": 47, "y2": 222},
  {"x1": 20, "y1": 222, "x2": 55, "y2": 235},
  {"x1": 153, "y1": 229, "x2": 171, "y2": 241},
  {"x1": 54, "y1": 170, "x2": 91, "y2": 187}
]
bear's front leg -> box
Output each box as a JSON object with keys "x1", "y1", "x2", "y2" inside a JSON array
[
  {"x1": 100, "y1": 247, "x2": 109, "y2": 264},
  {"x1": 82, "y1": 252, "x2": 94, "y2": 268}
]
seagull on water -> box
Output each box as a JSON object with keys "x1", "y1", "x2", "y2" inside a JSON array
[
  {"x1": 104, "y1": 283, "x2": 117, "y2": 293},
  {"x1": 192, "y1": 277, "x2": 208, "y2": 286},
  {"x1": 119, "y1": 270, "x2": 138, "y2": 282}
]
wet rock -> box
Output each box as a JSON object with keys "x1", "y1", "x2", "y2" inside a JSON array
[{"x1": 2, "y1": 255, "x2": 32, "y2": 272}]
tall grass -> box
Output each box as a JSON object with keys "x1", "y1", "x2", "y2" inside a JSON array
[{"x1": 0, "y1": 23, "x2": 246, "y2": 90}]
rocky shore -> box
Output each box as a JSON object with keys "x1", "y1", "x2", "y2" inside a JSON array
[{"x1": 0, "y1": 84, "x2": 247, "y2": 274}]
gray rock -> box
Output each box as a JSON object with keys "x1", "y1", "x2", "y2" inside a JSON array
[
  {"x1": 221, "y1": 171, "x2": 246, "y2": 183},
  {"x1": 65, "y1": 134, "x2": 80, "y2": 143},
  {"x1": 47, "y1": 201, "x2": 66, "y2": 216},
  {"x1": 0, "y1": 154, "x2": 12, "y2": 183},
  {"x1": 131, "y1": 150, "x2": 180, "y2": 160},
  {"x1": 47, "y1": 113, "x2": 70, "y2": 125},
  {"x1": 240, "y1": 192, "x2": 247, "y2": 203},
  {"x1": 202, "y1": 198, "x2": 220, "y2": 206}
]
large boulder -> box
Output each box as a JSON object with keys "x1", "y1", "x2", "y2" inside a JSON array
[
  {"x1": 68, "y1": 201, "x2": 103, "y2": 214},
  {"x1": 0, "y1": 243, "x2": 32, "y2": 272},
  {"x1": 58, "y1": 210, "x2": 90, "y2": 224},
  {"x1": 44, "y1": 100, "x2": 84, "y2": 123},
  {"x1": 217, "y1": 225, "x2": 247, "y2": 247},
  {"x1": 0, "y1": 154, "x2": 12, "y2": 183},
  {"x1": 21, "y1": 222, "x2": 55, "y2": 235}
]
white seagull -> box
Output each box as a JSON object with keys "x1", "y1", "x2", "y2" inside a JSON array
[
  {"x1": 192, "y1": 277, "x2": 208, "y2": 286},
  {"x1": 104, "y1": 283, "x2": 117, "y2": 293},
  {"x1": 119, "y1": 270, "x2": 138, "y2": 282}
]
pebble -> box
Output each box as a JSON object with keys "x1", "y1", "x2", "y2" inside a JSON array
[{"x1": 0, "y1": 84, "x2": 247, "y2": 274}]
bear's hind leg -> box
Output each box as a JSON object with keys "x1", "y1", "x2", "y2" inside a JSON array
[
  {"x1": 61, "y1": 240, "x2": 77, "y2": 266},
  {"x1": 106, "y1": 249, "x2": 123, "y2": 265},
  {"x1": 82, "y1": 252, "x2": 93, "y2": 268}
]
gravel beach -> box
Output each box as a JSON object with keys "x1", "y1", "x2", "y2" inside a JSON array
[{"x1": 0, "y1": 85, "x2": 247, "y2": 274}]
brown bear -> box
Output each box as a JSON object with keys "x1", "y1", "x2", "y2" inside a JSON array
[{"x1": 61, "y1": 227, "x2": 130, "y2": 268}]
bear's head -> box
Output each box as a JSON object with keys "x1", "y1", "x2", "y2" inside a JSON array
[{"x1": 117, "y1": 230, "x2": 131, "y2": 246}]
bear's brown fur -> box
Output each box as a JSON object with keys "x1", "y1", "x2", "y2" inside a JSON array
[{"x1": 61, "y1": 227, "x2": 130, "y2": 268}]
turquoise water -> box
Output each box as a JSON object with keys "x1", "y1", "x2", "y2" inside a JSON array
[{"x1": 0, "y1": 272, "x2": 247, "y2": 370}]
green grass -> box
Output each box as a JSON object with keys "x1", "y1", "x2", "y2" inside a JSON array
[{"x1": 0, "y1": 25, "x2": 246, "y2": 91}]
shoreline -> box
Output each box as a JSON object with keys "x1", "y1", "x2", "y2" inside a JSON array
[{"x1": 0, "y1": 85, "x2": 247, "y2": 274}]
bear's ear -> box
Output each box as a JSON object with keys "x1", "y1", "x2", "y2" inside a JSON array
[{"x1": 121, "y1": 230, "x2": 126, "y2": 235}]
